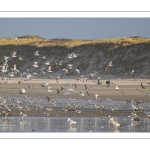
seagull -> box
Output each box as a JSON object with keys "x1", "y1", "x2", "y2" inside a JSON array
[
  {"x1": 61, "y1": 68, "x2": 69, "y2": 77},
  {"x1": 67, "y1": 118, "x2": 77, "y2": 125},
  {"x1": 32, "y1": 62, "x2": 39, "y2": 67},
  {"x1": 107, "y1": 61, "x2": 113, "y2": 67},
  {"x1": 95, "y1": 94, "x2": 99, "y2": 100},
  {"x1": 72, "y1": 53, "x2": 78, "y2": 58},
  {"x1": 41, "y1": 56, "x2": 46, "y2": 60},
  {"x1": 19, "y1": 88, "x2": 26, "y2": 94},
  {"x1": 131, "y1": 105, "x2": 138, "y2": 111},
  {"x1": 114, "y1": 84, "x2": 124, "y2": 94},
  {"x1": 20, "y1": 112, "x2": 27, "y2": 120},
  {"x1": 64, "y1": 93, "x2": 71, "y2": 98},
  {"x1": 67, "y1": 54, "x2": 73, "y2": 58},
  {"x1": 40, "y1": 68, "x2": 45, "y2": 74},
  {"x1": 8, "y1": 72, "x2": 14, "y2": 78},
  {"x1": 47, "y1": 66, "x2": 52, "y2": 72},
  {"x1": 46, "y1": 95, "x2": 52, "y2": 101},
  {"x1": 89, "y1": 73, "x2": 95, "y2": 79},
  {"x1": 4, "y1": 56, "x2": 10, "y2": 62},
  {"x1": 28, "y1": 85, "x2": 33, "y2": 88},
  {"x1": 56, "y1": 60, "x2": 63, "y2": 65},
  {"x1": 11, "y1": 51, "x2": 17, "y2": 57},
  {"x1": 141, "y1": 82, "x2": 147, "y2": 89},
  {"x1": 67, "y1": 88, "x2": 74, "y2": 92},
  {"x1": 46, "y1": 86, "x2": 53, "y2": 92},
  {"x1": 111, "y1": 120, "x2": 121, "y2": 128},
  {"x1": 75, "y1": 69, "x2": 80, "y2": 74},
  {"x1": 55, "y1": 76, "x2": 60, "y2": 84},
  {"x1": 0, "y1": 65, "x2": 8, "y2": 73},
  {"x1": 15, "y1": 36, "x2": 19, "y2": 41},
  {"x1": 80, "y1": 90, "x2": 85, "y2": 99},
  {"x1": 11, "y1": 64, "x2": 19, "y2": 73},
  {"x1": 131, "y1": 69, "x2": 134, "y2": 74},
  {"x1": 34, "y1": 51, "x2": 39, "y2": 56},
  {"x1": 45, "y1": 61, "x2": 50, "y2": 65},
  {"x1": 18, "y1": 56, "x2": 23, "y2": 60},
  {"x1": 67, "y1": 64, "x2": 73, "y2": 69}
]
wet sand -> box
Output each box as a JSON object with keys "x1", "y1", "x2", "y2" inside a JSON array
[{"x1": 0, "y1": 76, "x2": 150, "y2": 117}]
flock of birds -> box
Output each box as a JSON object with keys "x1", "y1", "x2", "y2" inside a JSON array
[{"x1": 0, "y1": 36, "x2": 150, "y2": 131}]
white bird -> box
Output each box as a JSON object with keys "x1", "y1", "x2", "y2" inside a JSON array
[
  {"x1": 19, "y1": 88, "x2": 26, "y2": 94},
  {"x1": 15, "y1": 36, "x2": 19, "y2": 41},
  {"x1": 34, "y1": 51, "x2": 39, "y2": 56},
  {"x1": 4, "y1": 56, "x2": 10, "y2": 60},
  {"x1": 80, "y1": 90, "x2": 85, "y2": 98},
  {"x1": 67, "y1": 54, "x2": 73, "y2": 58},
  {"x1": 67, "y1": 88, "x2": 74, "y2": 92},
  {"x1": 0, "y1": 65, "x2": 8, "y2": 73},
  {"x1": 75, "y1": 69, "x2": 80, "y2": 73},
  {"x1": 56, "y1": 60, "x2": 63, "y2": 65},
  {"x1": 67, "y1": 64, "x2": 73, "y2": 69},
  {"x1": 107, "y1": 61, "x2": 113, "y2": 67},
  {"x1": 72, "y1": 53, "x2": 78, "y2": 58},
  {"x1": 131, "y1": 69, "x2": 134, "y2": 74},
  {"x1": 11, "y1": 64, "x2": 19, "y2": 73},
  {"x1": 111, "y1": 120, "x2": 121, "y2": 128},
  {"x1": 45, "y1": 61, "x2": 50, "y2": 65},
  {"x1": 32, "y1": 62, "x2": 39, "y2": 67},
  {"x1": 18, "y1": 56, "x2": 23, "y2": 60},
  {"x1": 114, "y1": 84, "x2": 124, "y2": 94},
  {"x1": 8, "y1": 72, "x2": 14, "y2": 78},
  {"x1": 47, "y1": 66, "x2": 52, "y2": 72},
  {"x1": 46, "y1": 86, "x2": 53, "y2": 92},
  {"x1": 131, "y1": 104, "x2": 138, "y2": 111},
  {"x1": 95, "y1": 94, "x2": 99, "y2": 100},
  {"x1": 26, "y1": 74, "x2": 33, "y2": 80},
  {"x1": 11, "y1": 51, "x2": 17, "y2": 57},
  {"x1": 67, "y1": 118, "x2": 77, "y2": 125},
  {"x1": 20, "y1": 112, "x2": 27, "y2": 120}
]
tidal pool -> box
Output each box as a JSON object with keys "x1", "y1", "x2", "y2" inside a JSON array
[{"x1": 0, "y1": 116, "x2": 150, "y2": 132}]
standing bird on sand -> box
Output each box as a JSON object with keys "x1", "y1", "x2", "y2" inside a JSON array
[
  {"x1": 46, "y1": 86, "x2": 53, "y2": 92},
  {"x1": 95, "y1": 94, "x2": 99, "y2": 100},
  {"x1": 141, "y1": 82, "x2": 147, "y2": 89},
  {"x1": 19, "y1": 88, "x2": 26, "y2": 94},
  {"x1": 55, "y1": 76, "x2": 60, "y2": 84},
  {"x1": 80, "y1": 90, "x2": 85, "y2": 99},
  {"x1": 114, "y1": 84, "x2": 124, "y2": 94}
]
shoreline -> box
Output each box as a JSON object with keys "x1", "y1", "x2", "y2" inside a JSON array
[{"x1": 0, "y1": 77, "x2": 150, "y2": 118}]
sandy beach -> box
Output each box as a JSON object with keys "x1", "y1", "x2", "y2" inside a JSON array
[{"x1": 0, "y1": 76, "x2": 150, "y2": 117}]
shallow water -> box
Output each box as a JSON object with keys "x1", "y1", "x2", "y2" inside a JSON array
[{"x1": 0, "y1": 116, "x2": 150, "y2": 132}]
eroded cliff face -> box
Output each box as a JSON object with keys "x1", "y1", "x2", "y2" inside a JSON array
[{"x1": 0, "y1": 36, "x2": 150, "y2": 76}]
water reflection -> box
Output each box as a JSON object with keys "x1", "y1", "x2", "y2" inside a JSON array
[{"x1": 0, "y1": 116, "x2": 150, "y2": 132}]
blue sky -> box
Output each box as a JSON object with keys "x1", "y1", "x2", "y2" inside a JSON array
[{"x1": 0, "y1": 18, "x2": 150, "y2": 40}]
